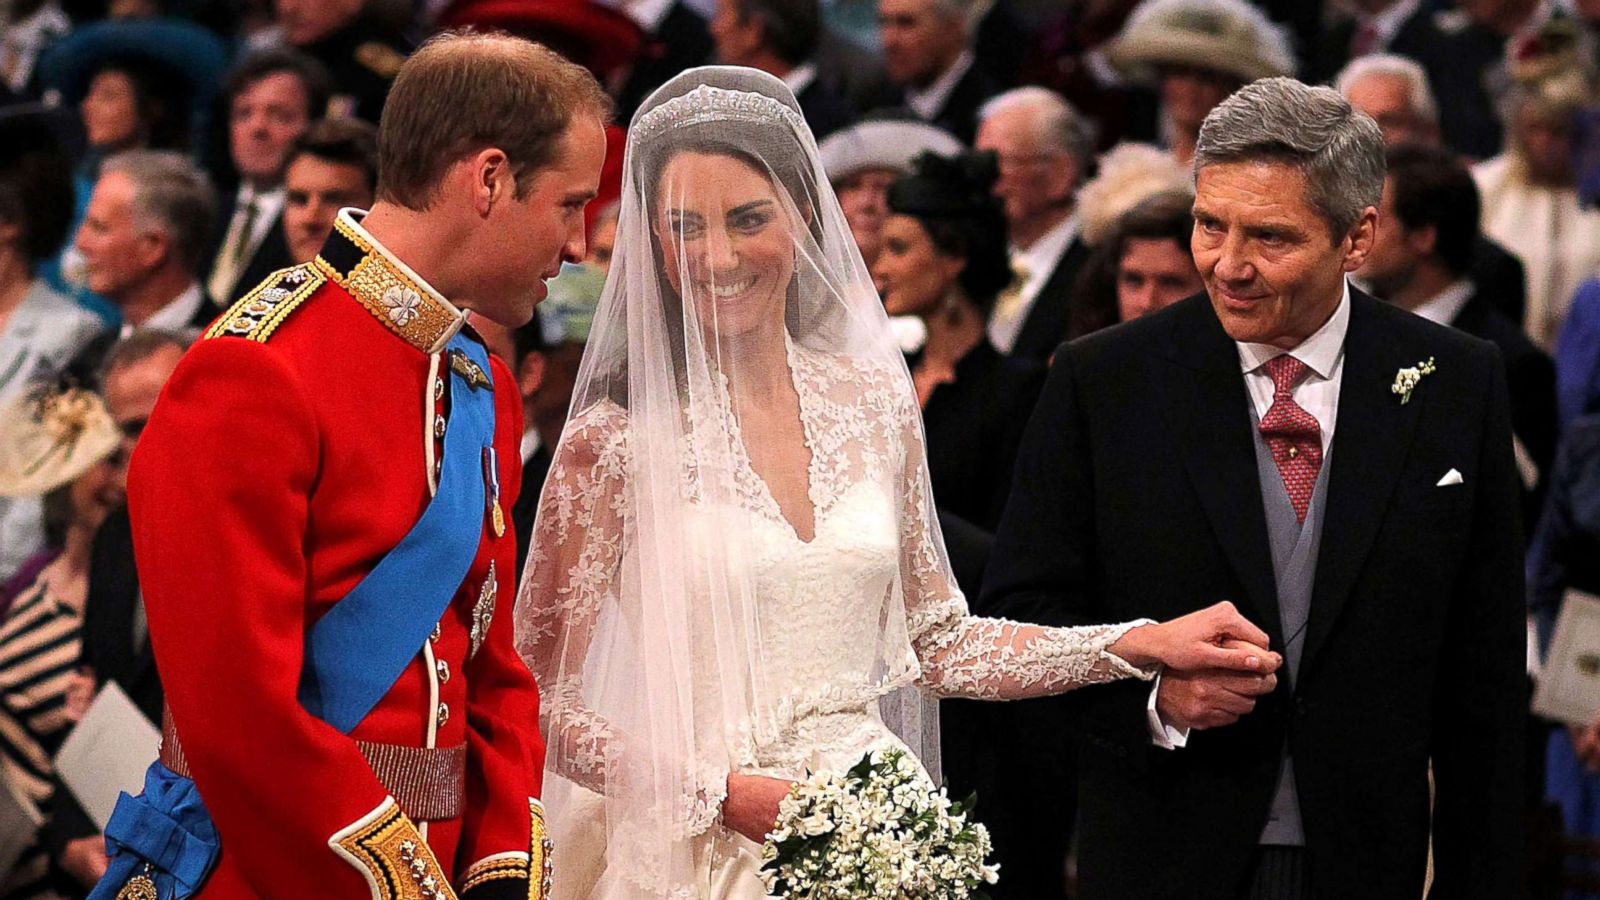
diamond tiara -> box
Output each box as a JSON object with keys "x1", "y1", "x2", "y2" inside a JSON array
[{"x1": 633, "y1": 84, "x2": 806, "y2": 141}]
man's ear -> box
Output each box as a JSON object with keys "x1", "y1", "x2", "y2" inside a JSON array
[
  {"x1": 519, "y1": 350, "x2": 548, "y2": 398},
  {"x1": 470, "y1": 147, "x2": 513, "y2": 217},
  {"x1": 1341, "y1": 205, "x2": 1379, "y2": 272}
]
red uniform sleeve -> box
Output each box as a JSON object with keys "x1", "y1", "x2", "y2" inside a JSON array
[
  {"x1": 456, "y1": 357, "x2": 549, "y2": 899},
  {"x1": 130, "y1": 338, "x2": 445, "y2": 897}
]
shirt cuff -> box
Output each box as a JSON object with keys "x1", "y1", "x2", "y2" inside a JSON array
[{"x1": 1146, "y1": 671, "x2": 1190, "y2": 750}]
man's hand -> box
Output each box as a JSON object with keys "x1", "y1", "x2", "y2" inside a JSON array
[
  {"x1": 60, "y1": 834, "x2": 109, "y2": 886},
  {"x1": 1155, "y1": 662, "x2": 1277, "y2": 731},
  {"x1": 1571, "y1": 716, "x2": 1600, "y2": 773}
]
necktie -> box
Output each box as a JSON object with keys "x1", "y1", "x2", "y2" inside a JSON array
[
  {"x1": 990, "y1": 258, "x2": 1031, "y2": 344},
  {"x1": 1350, "y1": 21, "x2": 1379, "y2": 58},
  {"x1": 1258, "y1": 355, "x2": 1323, "y2": 524},
  {"x1": 208, "y1": 198, "x2": 259, "y2": 303}
]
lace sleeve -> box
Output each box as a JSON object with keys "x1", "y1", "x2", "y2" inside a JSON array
[
  {"x1": 514, "y1": 404, "x2": 727, "y2": 834},
  {"x1": 894, "y1": 396, "x2": 1159, "y2": 700}
]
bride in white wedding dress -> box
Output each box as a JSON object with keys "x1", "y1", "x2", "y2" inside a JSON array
[{"x1": 513, "y1": 67, "x2": 1279, "y2": 899}]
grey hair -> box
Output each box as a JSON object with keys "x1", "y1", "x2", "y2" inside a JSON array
[
  {"x1": 1194, "y1": 77, "x2": 1384, "y2": 237},
  {"x1": 1334, "y1": 53, "x2": 1438, "y2": 127},
  {"x1": 926, "y1": 0, "x2": 974, "y2": 30},
  {"x1": 979, "y1": 86, "x2": 1097, "y2": 164},
  {"x1": 99, "y1": 150, "x2": 217, "y2": 276},
  {"x1": 99, "y1": 328, "x2": 191, "y2": 386}
]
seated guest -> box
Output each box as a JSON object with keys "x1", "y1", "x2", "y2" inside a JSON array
[
  {"x1": 1070, "y1": 190, "x2": 1201, "y2": 339},
  {"x1": 1106, "y1": 0, "x2": 1295, "y2": 165},
  {"x1": 272, "y1": 0, "x2": 415, "y2": 122},
  {"x1": 1361, "y1": 142, "x2": 1557, "y2": 527},
  {"x1": 1475, "y1": 20, "x2": 1600, "y2": 351},
  {"x1": 1554, "y1": 282, "x2": 1600, "y2": 428},
  {"x1": 710, "y1": 0, "x2": 855, "y2": 139},
  {"x1": 74, "y1": 151, "x2": 218, "y2": 336},
  {"x1": 0, "y1": 107, "x2": 107, "y2": 584},
  {"x1": 0, "y1": 384, "x2": 122, "y2": 899},
  {"x1": 41, "y1": 329, "x2": 187, "y2": 891},
  {"x1": 280, "y1": 118, "x2": 378, "y2": 265},
  {"x1": 584, "y1": 202, "x2": 619, "y2": 274},
  {"x1": 974, "y1": 86, "x2": 1096, "y2": 363},
  {"x1": 1336, "y1": 52, "x2": 1528, "y2": 326},
  {"x1": 818, "y1": 114, "x2": 964, "y2": 269},
  {"x1": 1304, "y1": 0, "x2": 1448, "y2": 86},
  {"x1": 878, "y1": 0, "x2": 1000, "y2": 143}
]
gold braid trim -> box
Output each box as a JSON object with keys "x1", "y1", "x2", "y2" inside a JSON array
[
  {"x1": 204, "y1": 264, "x2": 323, "y2": 343},
  {"x1": 458, "y1": 852, "x2": 528, "y2": 893},
  {"x1": 531, "y1": 799, "x2": 553, "y2": 900},
  {"x1": 329, "y1": 797, "x2": 458, "y2": 900}
]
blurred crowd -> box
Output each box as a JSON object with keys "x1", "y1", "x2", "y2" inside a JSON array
[{"x1": 4, "y1": 0, "x2": 1600, "y2": 896}]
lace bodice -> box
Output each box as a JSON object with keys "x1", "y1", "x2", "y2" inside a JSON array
[{"x1": 516, "y1": 343, "x2": 1154, "y2": 836}]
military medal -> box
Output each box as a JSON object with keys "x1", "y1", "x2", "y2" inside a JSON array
[
  {"x1": 115, "y1": 864, "x2": 158, "y2": 900},
  {"x1": 485, "y1": 448, "x2": 504, "y2": 537}
]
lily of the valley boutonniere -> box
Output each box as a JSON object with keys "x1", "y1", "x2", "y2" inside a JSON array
[{"x1": 1391, "y1": 357, "x2": 1436, "y2": 405}]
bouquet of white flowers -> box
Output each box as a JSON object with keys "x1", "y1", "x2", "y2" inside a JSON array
[{"x1": 757, "y1": 748, "x2": 999, "y2": 899}]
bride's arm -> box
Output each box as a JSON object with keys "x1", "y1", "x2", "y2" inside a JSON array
[{"x1": 513, "y1": 406, "x2": 727, "y2": 833}]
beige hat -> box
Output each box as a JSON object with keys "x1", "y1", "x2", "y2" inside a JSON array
[
  {"x1": 818, "y1": 118, "x2": 966, "y2": 183},
  {"x1": 1076, "y1": 143, "x2": 1194, "y2": 245},
  {"x1": 1507, "y1": 19, "x2": 1598, "y2": 116},
  {"x1": 0, "y1": 387, "x2": 120, "y2": 497},
  {"x1": 1108, "y1": 0, "x2": 1296, "y2": 86}
]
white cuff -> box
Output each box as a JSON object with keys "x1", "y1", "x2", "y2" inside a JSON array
[{"x1": 1146, "y1": 671, "x2": 1189, "y2": 750}]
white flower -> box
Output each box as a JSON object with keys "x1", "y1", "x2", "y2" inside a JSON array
[
  {"x1": 1390, "y1": 356, "x2": 1436, "y2": 405},
  {"x1": 382, "y1": 286, "x2": 423, "y2": 326}
]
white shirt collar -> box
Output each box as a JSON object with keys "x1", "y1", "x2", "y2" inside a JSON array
[
  {"x1": 907, "y1": 51, "x2": 973, "y2": 122},
  {"x1": 1409, "y1": 277, "x2": 1475, "y2": 327},
  {"x1": 613, "y1": 0, "x2": 673, "y2": 31},
  {"x1": 782, "y1": 62, "x2": 817, "y2": 97},
  {"x1": 137, "y1": 282, "x2": 205, "y2": 334},
  {"x1": 521, "y1": 427, "x2": 542, "y2": 464},
  {"x1": 1362, "y1": 0, "x2": 1422, "y2": 47},
  {"x1": 1012, "y1": 212, "x2": 1078, "y2": 277},
  {"x1": 1236, "y1": 279, "x2": 1351, "y2": 380}
]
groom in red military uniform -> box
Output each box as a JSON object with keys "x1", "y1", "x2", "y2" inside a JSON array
[{"x1": 93, "y1": 33, "x2": 609, "y2": 900}]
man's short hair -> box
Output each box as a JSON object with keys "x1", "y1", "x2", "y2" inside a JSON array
[
  {"x1": 736, "y1": 0, "x2": 821, "y2": 66},
  {"x1": 376, "y1": 31, "x2": 612, "y2": 211},
  {"x1": 1385, "y1": 143, "x2": 1480, "y2": 276},
  {"x1": 1194, "y1": 77, "x2": 1384, "y2": 238},
  {"x1": 99, "y1": 328, "x2": 191, "y2": 386},
  {"x1": 100, "y1": 150, "x2": 217, "y2": 276},
  {"x1": 979, "y1": 86, "x2": 1096, "y2": 165},
  {"x1": 289, "y1": 117, "x2": 380, "y2": 194},
  {"x1": 1334, "y1": 54, "x2": 1439, "y2": 128},
  {"x1": 223, "y1": 46, "x2": 332, "y2": 120}
]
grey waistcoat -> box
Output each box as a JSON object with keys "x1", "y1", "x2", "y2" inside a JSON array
[{"x1": 1249, "y1": 408, "x2": 1333, "y2": 847}]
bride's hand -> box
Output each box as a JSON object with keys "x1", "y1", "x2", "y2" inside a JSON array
[
  {"x1": 723, "y1": 773, "x2": 796, "y2": 844},
  {"x1": 1109, "y1": 602, "x2": 1282, "y2": 674}
]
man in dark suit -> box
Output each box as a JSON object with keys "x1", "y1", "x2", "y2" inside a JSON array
[
  {"x1": 708, "y1": 0, "x2": 855, "y2": 139},
  {"x1": 44, "y1": 330, "x2": 187, "y2": 890},
  {"x1": 205, "y1": 48, "x2": 329, "y2": 308},
  {"x1": 1361, "y1": 142, "x2": 1557, "y2": 529},
  {"x1": 1304, "y1": 0, "x2": 1443, "y2": 86},
  {"x1": 984, "y1": 78, "x2": 1524, "y2": 899},
  {"x1": 975, "y1": 85, "x2": 1093, "y2": 364},
  {"x1": 614, "y1": 1, "x2": 716, "y2": 122},
  {"x1": 878, "y1": 0, "x2": 998, "y2": 144}
]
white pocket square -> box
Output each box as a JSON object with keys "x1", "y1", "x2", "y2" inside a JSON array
[{"x1": 1437, "y1": 468, "x2": 1464, "y2": 487}]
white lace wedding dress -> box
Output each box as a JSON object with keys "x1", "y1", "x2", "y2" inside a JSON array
[{"x1": 518, "y1": 342, "x2": 1154, "y2": 899}]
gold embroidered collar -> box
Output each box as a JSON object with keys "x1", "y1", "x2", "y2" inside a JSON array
[{"x1": 314, "y1": 209, "x2": 467, "y2": 354}]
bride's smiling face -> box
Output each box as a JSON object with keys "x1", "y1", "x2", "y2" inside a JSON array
[{"x1": 652, "y1": 150, "x2": 797, "y2": 341}]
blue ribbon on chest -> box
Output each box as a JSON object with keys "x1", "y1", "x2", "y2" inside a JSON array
[{"x1": 91, "y1": 334, "x2": 497, "y2": 900}]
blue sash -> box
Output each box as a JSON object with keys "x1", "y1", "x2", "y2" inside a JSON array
[{"x1": 90, "y1": 335, "x2": 496, "y2": 900}]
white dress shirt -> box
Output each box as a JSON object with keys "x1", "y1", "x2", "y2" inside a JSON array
[
  {"x1": 125, "y1": 282, "x2": 205, "y2": 338},
  {"x1": 782, "y1": 62, "x2": 818, "y2": 97},
  {"x1": 521, "y1": 428, "x2": 543, "y2": 466},
  {"x1": 1148, "y1": 282, "x2": 1351, "y2": 749},
  {"x1": 1356, "y1": 0, "x2": 1422, "y2": 51},
  {"x1": 988, "y1": 213, "x2": 1079, "y2": 353},
  {"x1": 906, "y1": 51, "x2": 973, "y2": 122},
  {"x1": 209, "y1": 184, "x2": 285, "y2": 304},
  {"x1": 1409, "y1": 278, "x2": 1475, "y2": 328}
]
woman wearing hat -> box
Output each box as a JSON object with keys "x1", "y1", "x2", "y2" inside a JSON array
[
  {"x1": 0, "y1": 384, "x2": 123, "y2": 899},
  {"x1": 1105, "y1": 0, "x2": 1296, "y2": 164}
]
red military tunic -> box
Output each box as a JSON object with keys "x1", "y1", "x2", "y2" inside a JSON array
[{"x1": 127, "y1": 211, "x2": 547, "y2": 899}]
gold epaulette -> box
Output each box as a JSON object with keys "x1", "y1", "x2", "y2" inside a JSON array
[{"x1": 205, "y1": 264, "x2": 325, "y2": 343}]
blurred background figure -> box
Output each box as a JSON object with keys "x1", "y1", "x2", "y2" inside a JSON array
[
  {"x1": 279, "y1": 117, "x2": 377, "y2": 264},
  {"x1": 1474, "y1": 20, "x2": 1600, "y2": 352},
  {"x1": 1304, "y1": 0, "x2": 1446, "y2": 87},
  {"x1": 878, "y1": 0, "x2": 998, "y2": 143},
  {"x1": 583, "y1": 202, "x2": 619, "y2": 275},
  {"x1": 74, "y1": 150, "x2": 217, "y2": 335},
  {"x1": 0, "y1": 107, "x2": 107, "y2": 587},
  {"x1": 204, "y1": 48, "x2": 329, "y2": 308},
  {"x1": 975, "y1": 86, "x2": 1095, "y2": 364},
  {"x1": 819, "y1": 114, "x2": 964, "y2": 270},
  {"x1": 1105, "y1": 0, "x2": 1295, "y2": 164},
  {"x1": 710, "y1": 0, "x2": 854, "y2": 138},
  {"x1": 509, "y1": 261, "x2": 602, "y2": 577},
  {"x1": 0, "y1": 0, "x2": 69, "y2": 103},
  {"x1": 270, "y1": 0, "x2": 414, "y2": 122},
  {"x1": 1432, "y1": 0, "x2": 1553, "y2": 160},
  {"x1": 1361, "y1": 142, "x2": 1555, "y2": 527},
  {"x1": 1069, "y1": 189, "x2": 1199, "y2": 337},
  {"x1": 0, "y1": 382, "x2": 122, "y2": 900},
  {"x1": 1072, "y1": 140, "x2": 1191, "y2": 248}
]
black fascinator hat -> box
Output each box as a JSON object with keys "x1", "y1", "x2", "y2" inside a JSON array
[{"x1": 886, "y1": 151, "x2": 1012, "y2": 307}]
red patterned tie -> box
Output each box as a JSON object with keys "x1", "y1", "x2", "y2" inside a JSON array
[{"x1": 1258, "y1": 355, "x2": 1322, "y2": 524}]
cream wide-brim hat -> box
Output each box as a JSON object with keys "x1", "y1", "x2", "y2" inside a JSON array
[
  {"x1": 1107, "y1": 0, "x2": 1296, "y2": 86},
  {"x1": 818, "y1": 119, "x2": 967, "y2": 184},
  {"x1": 0, "y1": 388, "x2": 120, "y2": 497}
]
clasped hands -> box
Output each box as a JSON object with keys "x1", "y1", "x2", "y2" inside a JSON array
[{"x1": 1109, "y1": 601, "x2": 1282, "y2": 732}]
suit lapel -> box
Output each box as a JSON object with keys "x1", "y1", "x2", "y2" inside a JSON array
[
  {"x1": 1303, "y1": 291, "x2": 1426, "y2": 672},
  {"x1": 1013, "y1": 238, "x2": 1088, "y2": 357},
  {"x1": 1149, "y1": 298, "x2": 1284, "y2": 645}
]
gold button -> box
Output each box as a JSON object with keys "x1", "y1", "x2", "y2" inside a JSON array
[
  {"x1": 434, "y1": 378, "x2": 444, "y2": 400},
  {"x1": 430, "y1": 622, "x2": 441, "y2": 643},
  {"x1": 436, "y1": 659, "x2": 450, "y2": 684},
  {"x1": 1288, "y1": 446, "x2": 1298, "y2": 458},
  {"x1": 436, "y1": 703, "x2": 450, "y2": 727},
  {"x1": 434, "y1": 416, "x2": 446, "y2": 439}
]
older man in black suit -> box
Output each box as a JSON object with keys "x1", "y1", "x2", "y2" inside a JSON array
[{"x1": 984, "y1": 78, "x2": 1524, "y2": 899}]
